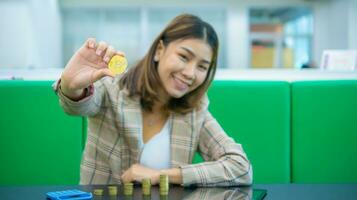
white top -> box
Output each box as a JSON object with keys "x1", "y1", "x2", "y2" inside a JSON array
[{"x1": 139, "y1": 118, "x2": 171, "y2": 170}]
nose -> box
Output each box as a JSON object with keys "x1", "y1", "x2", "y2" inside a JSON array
[{"x1": 181, "y1": 63, "x2": 195, "y2": 81}]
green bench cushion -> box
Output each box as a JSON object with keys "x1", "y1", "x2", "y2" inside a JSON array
[
  {"x1": 194, "y1": 81, "x2": 291, "y2": 183},
  {"x1": 291, "y1": 80, "x2": 357, "y2": 183},
  {"x1": 0, "y1": 81, "x2": 83, "y2": 185},
  {"x1": 5, "y1": 79, "x2": 355, "y2": 185}
]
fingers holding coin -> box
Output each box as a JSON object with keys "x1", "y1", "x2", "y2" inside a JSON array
[
  {"x1": 86, "y1": 38, "x2": 97, "y2": 49},
  {"x1": 103, "y1": 45, "x2": 116, "y2": 63},
  {"x1": 84, "y1": 38, "x2": 128, "y2": 76}
]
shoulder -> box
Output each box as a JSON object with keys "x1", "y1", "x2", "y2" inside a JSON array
[
  {"x1": 95, "y1": 74, "x2": 122, "y2": 88},
  {"x1": 196, "y1": 93, "x2": 210, "y2": 114},
  {"x1": 94, "y1": 74, "x2": 138, "y2": 103},
  {"x1": 94, "y1": 73, "x2": 131, "y2": 93},
  {"x1": 185, "y1": 93, "x2": 210, "y2": 123}
]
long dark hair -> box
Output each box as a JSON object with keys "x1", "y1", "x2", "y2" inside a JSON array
[{"x1": 120, "y1": 14, "x2": 219, "y2": 113}]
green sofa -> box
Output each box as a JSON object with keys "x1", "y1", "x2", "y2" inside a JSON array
[
  {"x1": 0, "y1": 81, "x2": 83, "y2": 185},
  {"x1": 198, "y1": 81, "x2": 291, "y2": 184},
  {"x1": 291, "y1": 80, "x2": 357, "y2": 183},
  {"x1": 0, "y1": 80, "x2": 356, "y2": 185}
]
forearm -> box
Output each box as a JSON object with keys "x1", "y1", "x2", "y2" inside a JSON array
[
  {"x1": 160, "y1": 168, "x2": 183, "y2": 185},
  {"x1": 180, "y1": 156, "x2": 252, "y2": 187},
  {"x1": 52, "y1": 79, "x2": 102, "y2": 117},
  {"x1": 60, "y1": 79, "x2": 88, "y2": 101}
]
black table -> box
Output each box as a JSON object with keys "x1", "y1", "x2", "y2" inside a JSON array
[
  {"x1": 255, "y1": 184, "x2": 357, "y2": 200},
  {"x1": 0, "y1": 184, "x2": 356, "y2": 200}
]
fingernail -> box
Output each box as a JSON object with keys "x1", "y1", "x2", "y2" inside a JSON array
[
  {"x1": 96, "y1": 50, "x2": 102, "y2": 56},
  {"x1": 90, "y1": 42, "x2": 94, "y2": 48},
  {"x1": 104, "y1": 56, "x2": 109, "y2": 62}
]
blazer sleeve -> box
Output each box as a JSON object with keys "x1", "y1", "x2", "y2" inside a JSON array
[
  {"x1": 52, "y1": 78, "x2": 107, "y2": 117},
  {"x1": 180, "y1": 110, "x2": 253, "y2": 187}
]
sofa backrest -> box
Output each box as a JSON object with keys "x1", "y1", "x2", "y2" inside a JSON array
[
  {"x1": 1, "y1": 80, "x2": 356, "y2": 185},
  {"x1": 291, "y1": 80, "x2": 357, "y2": 183},
  {"x1": 0, "y1": 81, "x2": 83, "y2": 185},
  {"x1": 193, "y1": 81, "x2": 291, "y2": 183}
]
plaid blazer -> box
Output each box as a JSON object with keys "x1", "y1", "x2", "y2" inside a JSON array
[{"x1": 53, "y1": 75, "x2": 252, "y2": 187}]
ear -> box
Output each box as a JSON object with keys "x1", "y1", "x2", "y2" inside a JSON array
[{"x1": 154, "y1": 40, "x2": 165, "y2": 62}]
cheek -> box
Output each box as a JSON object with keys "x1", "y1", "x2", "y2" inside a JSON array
[
  {"x1": 191, "y1": 71, "x2": 208, "y2": 90},
  {"x1": 160, "y1": 56, "x2": 181, "y2": 74}
]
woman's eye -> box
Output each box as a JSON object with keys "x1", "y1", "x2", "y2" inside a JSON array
[
  {"x1": 198, "y1": 65, "x2": 208, "y2": 71},
  {"x1": 179, "y1": 54, "x2": 188, "y2": 62}
]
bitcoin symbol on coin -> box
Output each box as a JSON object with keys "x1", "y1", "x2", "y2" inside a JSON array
[{"x1": 108, "y1": 55, "x2": 127, "y2": 75}]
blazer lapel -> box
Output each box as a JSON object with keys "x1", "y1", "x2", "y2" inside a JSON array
[
  {"x1": 119, "y1": 90, "x2": 143, "y2": 163},
  {"x1": 119, "y1": 89, "x2": 203, "y2": 168},
  {"x1": 170, "y1": 110, "x2": 197, "y2": 168}
]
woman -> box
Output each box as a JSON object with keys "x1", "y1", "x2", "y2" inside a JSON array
[{"x1": 54, "y1": 14, "x2": 252, "y2": 187}]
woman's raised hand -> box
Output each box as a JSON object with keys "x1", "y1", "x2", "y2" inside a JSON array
[{"x1": 60, "y1": 38, "x2": 124, "y2": 98}]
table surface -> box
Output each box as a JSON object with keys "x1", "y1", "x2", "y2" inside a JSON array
[{"x1": 0, "y1": 184, "x2": 356, "y2": 200}]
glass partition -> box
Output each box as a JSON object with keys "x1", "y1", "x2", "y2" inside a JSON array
[
  {"x1": 62, "y1": 6, "x2": 227, "y2": 69},
  {"x1": 249, "y1": 7, "x2": 313, "y2": 69}
]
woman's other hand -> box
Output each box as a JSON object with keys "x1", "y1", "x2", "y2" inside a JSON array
[{"x1": 121, "y1": 164, "x2": 161, "y2": 185}]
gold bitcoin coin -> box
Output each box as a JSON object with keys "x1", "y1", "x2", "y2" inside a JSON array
[
  {"x1": 142, "y1": 178, "x2": 151, "y2": 196},
  {"x1": 108, "y1": 186, "x2": 117, "y2": 196},
  {"x1": 93, "y1": 189, "x2": 103, "y2": 196},
  {"x1": 108, "y1": 55, "x2": 127, "y2": 75},
  {"x1": 159, "y1": 174, "x2": 169, "y2": 196},
  {"x1": 124, "y1": 182, "x2": 134, "y2": 196}
]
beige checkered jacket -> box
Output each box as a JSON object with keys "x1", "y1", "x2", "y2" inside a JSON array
[{"x1": 53, "y1": 75, "x2": 252, "y2": 187}]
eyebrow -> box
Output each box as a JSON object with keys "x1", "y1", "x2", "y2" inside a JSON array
[{"x1": 180, "y1": 47, "x2": 211, "y2": 65}]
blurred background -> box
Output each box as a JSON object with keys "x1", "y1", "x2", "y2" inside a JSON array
[
  {"x1": 0, "y1": 0, "x2": 357, "y2": 187},
  {"x1": 0, "y1": 0, "x2": 356, "y2": 80}
]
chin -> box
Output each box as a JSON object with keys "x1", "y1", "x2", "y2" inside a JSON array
[
  {"x1": 169, "y1": 92, "x2": 184, "y2": 99},
  {"x1": 168, "y1": 89, "x2": 187, "y2": 99}
]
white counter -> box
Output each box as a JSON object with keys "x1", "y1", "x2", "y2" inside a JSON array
[{"x1": 1, "y1": 68, "x2": 357, "y2": 81}]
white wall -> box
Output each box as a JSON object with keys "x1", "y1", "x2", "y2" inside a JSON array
[
  {"x1": 0, "y1": 0, "x2": 62, "y2": 69},
  {"x1": 28, "y1": 0, "x2": 62, "y2": 68},
  {"x1": 313, "y1": 0, "x2": 357, "y2": 67},
  {"x1": 0, "y1": 1, "x2": 32, "y2": 68},
  {"x1": 227, "y1": 7, "x2": 249, "y2": 69},
  {"x1": 1, "y1": 0, "x2": 356, "y2": 69},
  {"x1": 60, "y1": 0, "x2": 313, "y2": 70},
  {"x1": 348, "y1": 0, "x2": 357, "y2": 49}
]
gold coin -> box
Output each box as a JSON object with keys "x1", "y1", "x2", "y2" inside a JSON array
[
  {"x1": 142, "y1": 178, "x2": 151, "y2": 195},
  {"x1": 108, "y1": 186, "x2": 117, "y2": 196},
  {"x1": 108, "y1": 186, "x2": 117, "y2": 190},
  {"x1": 124, "y1": 182, "x2": 134, "y2": 195},
  {"x1": 93, "y1": 189, "x2": 103, "y2": 196},
  {"x1": 108, "y1": 55, "x2": 127, "y2": 75},
  {"x1": 159, "y1": 174, "x2": 169, "y2": 195}
]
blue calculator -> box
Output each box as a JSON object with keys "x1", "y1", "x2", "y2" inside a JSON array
[{"x1": 46, "y1": 189, "x2": 93, "y2": 200}]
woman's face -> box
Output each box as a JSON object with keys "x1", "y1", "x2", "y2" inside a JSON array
[{"x1": 155, "y1": 38, "x2": 212, "y2": 99}]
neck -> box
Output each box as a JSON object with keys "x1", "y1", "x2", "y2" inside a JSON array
[
  {"x1": 151, "y1": 101, "x2": 167, "y2": 114},
  {"x1": 152, "y1": 88, "x2": 170, "y2": 113}
]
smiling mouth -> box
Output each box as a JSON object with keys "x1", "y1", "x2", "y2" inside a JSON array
[{"x1": 172, "y1": 75, "x2": 191, "y2": 91}]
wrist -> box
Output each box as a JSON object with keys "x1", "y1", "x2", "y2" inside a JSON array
[
  {"x1": 58, "y1": 79, "x2": 93, "y2": 101},
  {"x1": 159, "y1": 168, "x2": 183, "y2": 185},
  {"x1": 60, "y1": 84, "x2": 87, "y2": 101}
]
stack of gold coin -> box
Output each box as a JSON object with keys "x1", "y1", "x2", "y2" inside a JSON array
[
  {"x1": 160, "y1": 195, "x2": 168, "y2": 200},
  {"x1": 143, "y1": 196, "x2": 151, "y2": 200},
  {"x1": 93, "y1": 188, "x2": 103, "y2": 196},
  {"x1": 142, "y1": 178, "x2": 151, "y2": 196},
  {"x1": 108, "y1": 185, "x2": 117, "y2": 196},
  {"x1": 159, "y1": 174, "x2": 169, "y2": 196},
  {"x1": 123, "y1": 182, "x2": 134, "y2": 196},
  {"x1": 108, "y1": 55, "x2": 128, "y2": 75}
]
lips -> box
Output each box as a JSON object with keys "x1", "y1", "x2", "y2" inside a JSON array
[{"x1": 172, "y1": 75, "x2": 190, "y2": 91}]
